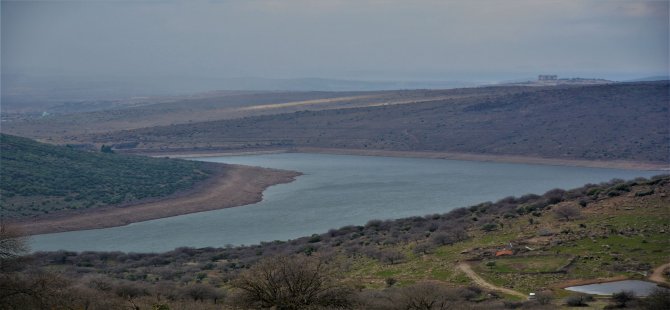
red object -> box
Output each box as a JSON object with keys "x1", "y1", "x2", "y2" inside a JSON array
[{"x1": 495, "y1": 249, "x2": 513, "y2": 257}]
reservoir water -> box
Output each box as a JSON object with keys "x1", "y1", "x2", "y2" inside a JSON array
[
  {"x1": 565, "y1": 280, "x2": 666, "y2": 296},
  {"x1": 31, "y1": 153, "x2": 662, "y2": 252}
]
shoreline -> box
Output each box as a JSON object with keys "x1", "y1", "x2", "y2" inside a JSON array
[
  {"x1": 556, "y1": 261, "x2": 670, "y2": 289},
  {"x1": 12, "y1": 164, "x2": 301, "y2": 235},
  {"x1": 132, "y1": 147, "x2": 668, "y2": 171},
  {"x1": 20, "y1": 147, "x2": 662, "y2": 235}
]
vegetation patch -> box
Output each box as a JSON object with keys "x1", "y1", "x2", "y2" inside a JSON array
[
  {"x1": 477, "y1": 255, "x2": 573, "y2": 274},
  {"x1": 0, "y1": 134, "x2": 213, "y2": 218}
]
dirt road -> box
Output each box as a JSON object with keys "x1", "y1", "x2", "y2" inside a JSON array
[
  {"x1": 457, "y1": 262, "x2": 527, "y2": 299},
  {"x1": 649, "y1": 262, "x2": 670, "y2": 284}
]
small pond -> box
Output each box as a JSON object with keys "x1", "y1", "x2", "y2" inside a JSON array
[{"x1": 565, "y1": 280, "x2": 666, "y2": 296}]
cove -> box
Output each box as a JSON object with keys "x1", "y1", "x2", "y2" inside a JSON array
[{"x1": 31, "y1": 153, "x2": 662, "y2": 252}]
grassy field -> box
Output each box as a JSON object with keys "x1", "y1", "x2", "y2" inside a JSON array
[
  {"x1": 341, "y1": 178, "x2": 670, "y2": 298},
  {"x1": 476, "y1": 255, "x2": 572, "y2": 274}
]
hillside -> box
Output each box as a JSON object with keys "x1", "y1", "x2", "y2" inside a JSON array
[
  {"x1": 86, "y1": 81, "x2": 669, "y2": 164},
  {"x1": 1, "y1": 86, "x2": 537, "y2": 142},
  {"x1": 0, "y1": 134, "x2": 212, "y2": 219},
  {"x1": 5, "y1": 176, "x2": 669, "y2": 309}
]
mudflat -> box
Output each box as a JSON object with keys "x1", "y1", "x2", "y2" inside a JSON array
[{"x1": 13, "y1": 164, "x2": 301, "y2": 235}]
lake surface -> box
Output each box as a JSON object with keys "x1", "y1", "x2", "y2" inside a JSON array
[
  {"x1": 31, "y1": 153, "x2": 661, "y2": 252},
  {"x1": 565, "y1": 280, "x2": 666, "y2": 296}
]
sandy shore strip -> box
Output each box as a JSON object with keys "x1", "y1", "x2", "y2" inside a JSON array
[
  {"x1": 296, "y1": 147, "x2": 669, "y2": 171},
  {"x1": 133, "y1": 147, "x2": 669, "y2": 171},
  {"x1": 13, "y1": 164, "x2": 301, "y2": 235}
]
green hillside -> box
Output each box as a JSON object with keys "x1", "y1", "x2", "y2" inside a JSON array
[{"x1": 0, "y1": 134, "x2": 212, "y2": 219}]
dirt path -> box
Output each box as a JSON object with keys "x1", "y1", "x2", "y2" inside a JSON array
[
  {"x1": 649, "y1": 262, "x2": 670, "y2": 284},
  {"x1": 13, "y1": 164, "x2": 301, "y2": 235},
  {"x1": 457, "y1": 262, "x2": 527, "y2": 298}
]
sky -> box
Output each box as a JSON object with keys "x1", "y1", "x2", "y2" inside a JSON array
[{"x1": 2, "y1": 0, "x2": 669, "y2": 85}]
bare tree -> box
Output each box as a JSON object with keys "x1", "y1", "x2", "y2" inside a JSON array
[
  {"x1": 181, "y1": 283, "x2": 223, "y2": 303},
  {"x1": 553, "y1": 204, "x2": 582, "y2": 221},
  {"x1": 380, "y1": 249, "x2": 406, "y2": 265},
  {"x1": 0, "y1": 271, "x2": 80, "y2": 309},
  {"x1": 231, "y1": 254, "x2": 353, "y2": 309},
  {"x1": 391, "y1": 281, "x2": 459, "y2": 310}
]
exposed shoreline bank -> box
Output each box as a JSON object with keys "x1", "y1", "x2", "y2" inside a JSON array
[
  {"x1": 136, "y1": 147, "x2": 668, "y2": 171},
  {"x1": 13, "y1": 164, "x2": 301, "y2": 235}
]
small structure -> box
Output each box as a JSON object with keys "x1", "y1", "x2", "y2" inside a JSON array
[
  {"x1": 538, "y1": 75, "x2": 558, "y2": 81},
  {"x1": 495, "y1": 249, "x2": 513, "y2": 257},
  {"x1": 528, "y1": 293, "x2": 536, "y2": 300}
]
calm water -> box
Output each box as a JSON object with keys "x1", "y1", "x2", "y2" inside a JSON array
[
  {"x1": 565, "y1": 280, "x2": 666, "y2": 296},
  {"x1": 31, "y1": 153, "x2": 661, "y2": 252}
]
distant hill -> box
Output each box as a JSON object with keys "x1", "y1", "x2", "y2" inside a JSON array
[
  {"x1": 0, "y1": 134, "x2": 212, "y2": 219},
  {"x1": 89, "y1": 81, "x2": 670, "y2": 164},
  {"x1": 0, "y1": 74, "x2": 476, "y2": 114},
  {"x1": 2, "y1": 87, "x2": 521, "y2": 140},
  {"x1": 197, "y1": 77, "x2": 478, "y2": 91},
  {"x1": 624, "y1": 76, "x2": 670, "y2": 82}
]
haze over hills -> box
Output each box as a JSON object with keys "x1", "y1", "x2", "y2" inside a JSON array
[
  {"x1": 78, "y1": 81, "x2": 669, "y2": 165},
  {"x1": 2, "y1": 84, "x2": 544, "y2": 141},
  {"x1": 1, "y1": 73, "x2": 650, "y2": 115},
  {"x1": 0, "y1": 74, "x2": 478, "y2": 115}
]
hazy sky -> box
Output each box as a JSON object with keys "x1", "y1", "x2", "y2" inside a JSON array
[{"x1": 2, "y1": 0, "x2": 669, "y2": 81}]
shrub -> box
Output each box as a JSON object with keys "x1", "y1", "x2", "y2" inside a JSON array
[
  {"x1": 635, "y1": 189, "x2": 654, "y2": 197},
  {"x1": 387, "y1": 281, "x2": 460, "y2": 310},
  {"x1": 565, "y1": 294, "x2": 590, "y2": 307},
  {"x1": 482, "y1": 223, "x2": 498, "y2": 232},
  {"x1": 642, "y1": 288, "x2": 670, "y2": 310},
  {"x1": 611, "y1": 290, "x2": 636, "y2": 307},
  {"x1": 231, "y1": 255, "x2": 354, "y2": 309},
  {"x1": 536, "y1": 291, "x2": 553, "y2": 305},
  {"x1": 431, "y1": 233, "x2": 455, "y2": 246},
  {"x1": 553, "y1": 204, "x2": 582, "y2": 221},
  {"x1": 380, "y1": 250, "x2": 406, "y2": 265},
  {"x1": 413, "y1": 243, "x2": 435, "y2": 255},
  {"x1": 181, "y1": 284, "x2": 222, "y2": 303},
  {"x1": 308, "y1": 234, "x2": 322, "y2": 243}
]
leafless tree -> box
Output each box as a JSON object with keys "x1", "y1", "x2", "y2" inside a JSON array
[
  {"x1": 231, "y1": 254, "x2": 353, "y2": 309},
  {"x1": 553, "y1": 204, "x2": 582, "y2": 221},
  {"x1": 383, "y1": 281, "x2": 460, "y2": 310},
  {"x1": 181, "y1": 283, "x2": 223, "y2": 303},
  {"x1": 380, "y1": 249, "x2": 406, "y2": 265}
]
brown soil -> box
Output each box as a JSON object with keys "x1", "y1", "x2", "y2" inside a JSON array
[
  {"x1": 12, "y1": 164, "x2": 301, "y2": 235},
  {"x1": 649, "y1": 262, "x2": 670, "y2": 284},
  {"x1": 456, "y1": 262, "x2": 527, "y2": 298}
]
